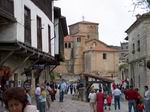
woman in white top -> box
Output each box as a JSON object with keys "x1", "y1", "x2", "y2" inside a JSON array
[{"x1": 88, "y1": 89, "x2": 96, "y2": 112}]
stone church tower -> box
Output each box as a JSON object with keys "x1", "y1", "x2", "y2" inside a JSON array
[
  {"x1": 67, "y1": 21, "x2": 100, "y2": 75},
  {"x1": 57, "y1": 20, "x2": 119, "y2": 80},
  {"x1": 69, "y1": 21, "x2": 99, "y2": 40}
]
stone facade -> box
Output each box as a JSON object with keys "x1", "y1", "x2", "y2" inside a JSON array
[
  {"x1": 84, "y1": 39, "x2": 119, "y2": 77},
  {"x1": 126, "y1": 13, "x2": 150, "y2": 88},
  {"x1": 62, "y1": 21, "x2": 119, "y2": 80}
]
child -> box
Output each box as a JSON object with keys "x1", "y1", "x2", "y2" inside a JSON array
[
  {"x1": 104, "y1": 98, "x2": 107, "y2": 110},
  {"x1": 136, "y1": 100, "x2": 144, "y2": 112},
  {"x1": 106, "y1": 93, "x2": 112, "y2": 110}
]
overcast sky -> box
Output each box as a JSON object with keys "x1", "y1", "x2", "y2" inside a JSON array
[{"x1": 54, "y1": 0, "x2": 147, "y2": 46}]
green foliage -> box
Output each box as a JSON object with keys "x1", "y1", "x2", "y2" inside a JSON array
[
  {"x1": 119, "y1": 63, "x2": 128, "y2": 71},
  {"x1": 49, "y1": 71, "x2": 60, "y2": 81},
  {"x1": 59, "y1": 53, "x2": 65, "y2": 62}
]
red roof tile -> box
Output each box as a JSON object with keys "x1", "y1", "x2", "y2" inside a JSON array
[{"x1": 64, "y1": 35, "x2": 74, "y2": 42}]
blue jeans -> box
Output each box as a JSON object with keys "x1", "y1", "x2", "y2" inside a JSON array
[
  {"x1": 114, "y1": 95, "x2": 120, "y2": 110},
  {"x1": 128, "y1": 99, "x2": 136, "y2": 112},
  {"x1": 39, "y1": 102, "x2": 45, "y2": 112},
  {"x1": 137, "y1": 110, "x2": 143, "y2": 112},
  {"x1": 59, "y1": 91, "x2": 64, "y2": 102},
  {"x1": 35, "y1": 95, "x2": 40, "y2": 110}
]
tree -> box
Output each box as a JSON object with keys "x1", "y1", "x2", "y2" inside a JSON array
[
  {"x1": 119, "y1": 63, "x2": 128, "y2": 71},
  {"x1": 49, "y1": 71, "x2": 60, "y2": 81},
  {"x1": 133, "y1": 0, "x2": 150, "y2": 11}
]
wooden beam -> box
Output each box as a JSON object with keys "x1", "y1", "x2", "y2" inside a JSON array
[
  {"x1": 0, "y1": 51, "x2": 15, "y2": 66},
  {"x1": 11, "y1": 54, "x2": 33, "y2": 74},
  {"x1": 21, "y1": 59, "x2": 40, "y2": 75}
]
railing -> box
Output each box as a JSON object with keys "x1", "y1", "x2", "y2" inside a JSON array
[{"x1": 0, "y1": 0, "x2": 14, "y2": 16}]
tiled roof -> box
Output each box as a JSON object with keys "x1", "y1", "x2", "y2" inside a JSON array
[
  {"x1": 86, "y1": 39, "x2": 117, "y2": 52},
  {"x1": 69, "y1": 21, "x2": 99, "y2": 27},
  {"x1": 92, "y1": 46, "x2": 117, "y2": 52},
  {"x1": 64, "y1": 35, "x2": 74, "y2": 42}
]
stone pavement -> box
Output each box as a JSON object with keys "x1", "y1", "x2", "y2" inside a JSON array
[
  {"x1": 0, "y1": 93, "x2": 129, "y2": 112},
  {"x1": 0, "y1": 101, "x2": 6, "y2": 112},
  {"x1": 48, "y1": 93, "x2": 129, "y2": 112}
]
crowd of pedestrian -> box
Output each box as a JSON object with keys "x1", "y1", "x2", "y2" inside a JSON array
[
  {"x1": 1, "y1": 78, "x2": 150, "y2": 112},
  {"x1": 88, "y1": 80, "x2": 150, "y2": 112}
]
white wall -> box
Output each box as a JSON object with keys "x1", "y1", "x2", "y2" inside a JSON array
[
  {"x1": 0, "y1": 23, "x2": 17, "y2": 42},
  {"x1": 13, "y1": 0, "x2": 55, "y2": 55},
  {"x1": 54, "y1": 19, "x2": 59, "y2": 54}
]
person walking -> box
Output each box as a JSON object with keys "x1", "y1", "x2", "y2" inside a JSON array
[
  {"x1": 46, "y1": 83, "x2": 51, "y2": 110},
  {"x1": 88, "y1": 89, "x2": 96, "y2": 112},
  {"x1": 96, "y1": 89, "x2": 104, "y2": 112},
  {"x1": 106, "y1": 93, "x2": 112, "y2": 111},
  {"x1": 112, "y1": 86, "x2": 122, "y2": 110},
  {"x1": 58, "y1": 79, "x2": 66, "y2": 102},
  {"x1": 35, "y1": 84, "x2": 41, "y2": 110},
  {"x1": 70, "y1": 83, "x2": 74, "y2": 95},
  {"x1": 25, "y1": 89, "x2": 32, "y2": 105},
  {"x1": 124, "y1": 85, "x2": 138, "y2": 112},
  {"x1": 143, "y1": 85, "x2": 150, "y2": 112},
  {"x1": 39, "y1": 86, "x2": 46, "y2": 112}
]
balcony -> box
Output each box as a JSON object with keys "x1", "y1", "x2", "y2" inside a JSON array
[{"x1": 0, "y1": 0, "x2": 15, "y2": 22}]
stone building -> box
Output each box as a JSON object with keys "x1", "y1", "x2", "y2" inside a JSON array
[
  {"x1": 118, "y1": 42, "x2": 129, "y2": 80},
  {"x1": 126, "y1": 13, "x2": 150, "y2": 88},
  {"x1": 0, "y1": 0, "x2": 68, "y2": 90},
  {"x1": 63, "y1": 21, "x2": 119, "y2": 80}
]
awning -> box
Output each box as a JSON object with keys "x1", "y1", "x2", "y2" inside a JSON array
[{"x1": 81, "y1": 72, "x2": 114, "y2": 83}]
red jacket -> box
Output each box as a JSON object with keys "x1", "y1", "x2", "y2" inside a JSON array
[{"x1": 124, "y1": 88, "x2": 138, "y2": 100}]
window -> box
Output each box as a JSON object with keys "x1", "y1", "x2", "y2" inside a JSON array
[
  {"x1": 37, "y1": 16, "x2": 42, "y2": 50},
  {"x1": 137, "y1": 40, "x2": 140, "y2": 52},
  {"x1": 48, "y1": 25, "x2": 51, "y2": 54},
  {"x1": 77, "y1": 37, "x2": 81, "y2": 42},
  {"x1": 92, "y1": 42, "x2": 96, "y2": 47},
  {"x1": 68, "y1": 43, "x2": 71, "y2": 48},
  {"x1": 65, "y1": 43, "x2": 67, "y2": 48},
  {"x1": 103, "y1": 53, "x2": 107, "y2": 59},
  {"x1": 24, "y1": 6, "x2": 31, "y2": 45},
  {"x1": 132, "y1": 43, "x2": 135, "y2": 54}
]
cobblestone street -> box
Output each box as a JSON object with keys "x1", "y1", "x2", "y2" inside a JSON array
[
  {"x1": 48, "y1": 93, "x2": 129, "y2": 112},
  {"x1": 0, "y1": 93, "x2": 130, "y2": 112}
]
